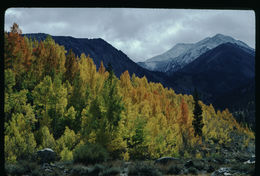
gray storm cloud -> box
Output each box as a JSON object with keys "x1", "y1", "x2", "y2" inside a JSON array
[{"x1": 5, "y1": 8, "x2": 255, "y2": 62}]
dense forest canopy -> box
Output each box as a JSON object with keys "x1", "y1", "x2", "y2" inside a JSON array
[{"x1": 4, "y1": 23, "x2": 254, "y2": 163}]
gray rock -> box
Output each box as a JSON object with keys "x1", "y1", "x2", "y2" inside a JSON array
[
  {"x1": 225, "y1": 158, "x2": 236, "y2": 164},
  {"x1": 37, "y1": 148, "x2": 56, "y2": 163},
  {"x1": 154, "y1": 156, "x2": 179, "y2": 165},
  {"x1": 42, "y1": 163, "x2": 50, "y2": 169},
  {"x1": 243, "y1": 155, "x2": 255, "y2": 164},
  {"x1": 44, "y1": 168, "x2": 53, "y2": 172},
  {"x1": 64, "y1": 169, "x2": 68, "y2": 173},
  {"x1": 211, "y1": 167, "x2": 232, "y2": 176},
  {"x1": 58, "y1": 165, "x2": 65, "y2": 169}
]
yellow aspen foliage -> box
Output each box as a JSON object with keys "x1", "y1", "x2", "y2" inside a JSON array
[
  {"x1": 60, "y1": 147, "x2": 73, "y2": 161},
  {"x1": 5, "y1": 113, "x2": 37, "y2": 162},
  {"x1": 4, "y1": 28, "x2": 255, "y2": 162},
  {"x1": 78, "y1": 54, "x2": 97, "y2": 90},
  {"x1": 98, "y1": 61, "x2": 106, "y2": 75},
  {"x1": 65, "y1": 49, "x2": 79, "y2": 83},
  {"x1": 119, "y1": 70, "x2": 133, "y2": 95},
  {"x1": 39, "y1": 126, "x2": 56, "y2": 150}
]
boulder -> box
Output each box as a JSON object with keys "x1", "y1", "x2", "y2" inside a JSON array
[
  {"x1": 154, "y1": 157, "x2": 179, "y2": 165},
  {"x1": 42, "y1": 163, "x2": 51, "y2": 169},
  {"x1": 37, "y1": 148, "x2": 56, "y2": 163},
  {"x1": 211, "y1": 167, "x2": 232, "y2": 176},
  {"x1": 44, "y1": 168, "x2": 53, "y2": 173},
  {"x1": 243, "y1": 155, "x2": 255, "y2": 164}
]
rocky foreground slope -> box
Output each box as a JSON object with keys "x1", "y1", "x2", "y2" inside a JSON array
[{"x1": 5, "y1": 140, "x2": 255, "y2": 176}]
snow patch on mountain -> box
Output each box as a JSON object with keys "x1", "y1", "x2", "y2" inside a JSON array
[
  {"x1": 140, "y1": 33, "x2": 254, "y2": 73},
  {"x1": 147, "y1": 43, "x2": 194, "y2": 62}
]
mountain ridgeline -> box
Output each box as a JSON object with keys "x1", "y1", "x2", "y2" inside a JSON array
[
  {"x1": 24, "y1": 33, "x2": 256, "y2": 130},
  {"x1": 4, "y1": 22, "x2": 257, "y2": 176},
  {"x1": 169, "y1": 42, "x2": 255, "y2": 95},
  {"x1": 168, "y1": 42, "x2": 255, "y2": 129},
  {"x1": 23, "y1": 33, "x2": 168, "y2": 87},
  {"x1": 139, "y1": 34, "x2": 255, "y2": 130},
  {"x1": 138, "y1": 33, "x2": 254, "y2": 74},
  {"x1": 5, "y1": 28, "x2": 255, "y2": 164}
]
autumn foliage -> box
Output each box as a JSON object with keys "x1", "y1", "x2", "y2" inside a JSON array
[{"x1": 4, "y1": 23, "x2": 254, "y2": 163}]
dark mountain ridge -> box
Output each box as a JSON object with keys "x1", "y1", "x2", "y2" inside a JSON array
[
  {"x1": 24, "y1": 33, "x2": 255, "y2": 129},
  {"x1": 24, "y1": 33, "x2": 169, "y2": 86},
  {"x1": 139, "y1": 33, "x2": 254, "y2": 74},
  {"x1": 168, "y1": 42, "x2": 255, "y2": 129},
  {"x1": 169, "y1": 42, "x2": 255, "y2": 95}
]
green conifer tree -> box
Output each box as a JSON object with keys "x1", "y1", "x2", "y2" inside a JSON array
[{"x1": 192, "y1": 89, "x2": 204, "y2": 137}]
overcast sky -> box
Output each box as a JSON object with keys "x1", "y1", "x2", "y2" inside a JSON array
[{"x1": 5, "y1": 8, "x2": 255, "y2": 62}]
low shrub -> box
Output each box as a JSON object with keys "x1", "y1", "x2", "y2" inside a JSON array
[
  {"x1": 88, "y1": 164, "x2": 105, "y2": 176},
  {"x1": 101, "y1": 167, "x2": 121, "y2": 176},
  {"x1": 5, "y1": 160, "x2": 40, "y2": 176},
  {"x1": 234, "y1": 154, "x2": 251, "y2": 162},
  {"x1": 207, "y1": 165, "x2": 216, "y2": 173},
  {"x1": 73, "y1": 143, "x2": 109, "y2": 165},
  {"x1": 56, "y1": 160, "x2": 73, "y2": 168},
  {"x1": 193, "y1": 160, "x2": 205, "y2": 170},
  {"x1": 19, "y1": 160, "x2": 39, "y2": 172},
  {"x1": 31, "y1": 169, "x2": 42, "y2": 176},
  {"x1": 167, "y1": 165, "x2": 182, "y2": 175},
  {"x1": 188, "y1": 167, "x2": 198, "y2": 175},
  {"x1": 209, "y1": 153, "x2": 225, "y2": 164},
  {"x1": 231, "y1": 163, "x2": 255, "y2": 174},
  {"x1": 128, "y1": 162, "x2": 162, "y2": 176},
  {"x1": 70, "y1": 164, "x2": 89, "y2": 176},
  {"x1": 5, "y1": 163, "x2": 28, "y2": 175}
]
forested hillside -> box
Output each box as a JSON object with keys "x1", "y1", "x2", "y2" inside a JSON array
[
  {"x1": 4, "y1": 24, "x2": 254, "y2": 166},
  {"x1": 23, "y1": 33, "x2": 255, "y2": 132},
  {"x1": 23, "y1": 33, "x2": 169, "y2": 88}
]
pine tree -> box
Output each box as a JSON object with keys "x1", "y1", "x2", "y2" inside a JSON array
[{"x1": 192, "y1": 89, "x2": 204, "y2": 137}]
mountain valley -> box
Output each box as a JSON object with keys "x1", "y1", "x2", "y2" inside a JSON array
[{"x1": 24, "y1": 33, "x2": 255, "y2": 129}]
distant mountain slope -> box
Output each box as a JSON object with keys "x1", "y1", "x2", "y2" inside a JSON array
[
  {"x1": 139, "y1": 34, "x2": 254, "y2": 74},
  {"x1": 23, "y1": 33, "x2": 255, "y2": 129},
  {"x1": 169, "y1": 42, "x2": 255, "y2": 96},
  {"x1": 138, "y1": 43, "x2": 194, "y2": 71},
  {"x1": 147, "y1": 43, "x2": 194, "y2": 63},
  {"x1": 24, "y1": 33, "x2": 169, "y2": 86},
  {"x1": 213, "y1": 78, "x2": 255, "y2": 128},
  {"x1": 168, "y1": 42, "x2": 255, "y2": 129}
]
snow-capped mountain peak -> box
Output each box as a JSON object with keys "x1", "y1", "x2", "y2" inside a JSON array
[
  {"x1": 199, "y1": 33, "x2": 252, "y2": 50},
  {"x1": 138, "y1": 34, "x2": 254, "y2": 73},
  {"x1": 146, "y1": 43, "x2": 193, "y2": 63}
]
